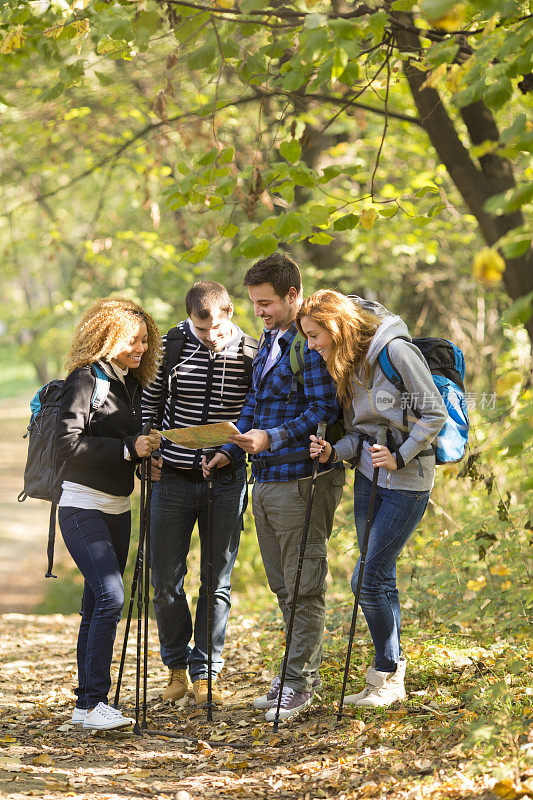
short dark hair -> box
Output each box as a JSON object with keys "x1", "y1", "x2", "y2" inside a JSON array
[
  {"x1": 243, "y1": 252, "x2": 301, "y2": 298},
  {"x1": 185, "y1": 281, "x2": 232, "y2": 320}
]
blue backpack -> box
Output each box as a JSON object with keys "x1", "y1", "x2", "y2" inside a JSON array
[
  {"x1": 377, "y1": 337, "x2": 469, "y2": 465},
  {"x1": 18, "y1": 363, "x2": 110, "y2": 576}
]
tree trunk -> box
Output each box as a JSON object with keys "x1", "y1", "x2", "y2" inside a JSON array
[{"x1": 391, "y1": 12, "x2": 533, "y2": 345}]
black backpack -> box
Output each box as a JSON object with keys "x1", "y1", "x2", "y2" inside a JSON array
[
  {"x1": 155, "y1": 326, "x2": 258, "y2": 428},
  {"x1": 18, "y1": 364, "x2": 110, "y2": 577}
]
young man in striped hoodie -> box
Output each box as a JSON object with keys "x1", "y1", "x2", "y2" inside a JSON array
[{"x1": 141, "y1": 281, "x2": 256, "y2": 707}]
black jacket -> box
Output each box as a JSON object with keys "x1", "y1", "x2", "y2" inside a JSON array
[{"x1": 54, "y1": 364, "x2": 142, "y2": 496}]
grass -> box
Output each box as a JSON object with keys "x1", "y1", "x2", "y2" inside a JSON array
[{"x1": 0, "y1": 347, "x2": 40, "y2": 402}]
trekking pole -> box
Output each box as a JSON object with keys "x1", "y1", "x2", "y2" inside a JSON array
[
  {"x1": 142, "y1": 445, "x2": 158, "y2": 729},
  {"x1": 336, "y1": 423, "x2": 387, "y2": 722},
  {"x1": 205, "y1": 472, "x2": 215, "y2": 722},
  {"x1": 272, "y1": 421, "x2": 327, "y2": 732},
  {"x1": 134, "y1": 422, "x2": 151, "y2": 735},
  {"x1": 113, "y1": 422, "x2": 151, "y2": 710}
]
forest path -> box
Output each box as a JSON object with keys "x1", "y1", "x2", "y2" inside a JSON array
[{"x1": 0, "y1": 396, "x2": 67, "y2": 613}]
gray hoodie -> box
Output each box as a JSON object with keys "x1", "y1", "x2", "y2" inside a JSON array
[{"x1": 333, "y1": 306, "x2": 447, "y2": 492}]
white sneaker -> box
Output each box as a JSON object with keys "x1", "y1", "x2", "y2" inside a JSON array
[
  {"x1": 344, "y1": 659, "x2": 406, "y2": 708},
  {"x1": 71, "y1": 707, "x2": 87, "y2": 724},
  {"x1": 264, "y1": 687, "x2": 313, "y2": 721},
  {"x1": 83, "y1": 702, "x2": 135, "y2": 730},
  {"x1": 253, "y1": 677, "x2": 281, "y2": 709}
]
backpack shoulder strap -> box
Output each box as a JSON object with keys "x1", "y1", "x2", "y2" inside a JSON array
[
  {"x1": 289, "y1": 332, "x2": 306, "y2": 386},
  {"x1": 90, "y1": 363, "x2": 110, "y2": 410},
  {"x1": 241, "y1": 333, "x2": 258, "y2": 386},
  {"x1": 163, "y1": 326, "x2": 186, "y2": 378},
  {"x1": 376, "y1": 337, "x2": 411, "y2": 393},
  {"x1": 154, "y1": 326, "x2": 186, "y2": 429}
]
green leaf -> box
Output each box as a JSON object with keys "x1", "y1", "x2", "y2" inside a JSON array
[
  {"x1": 308, "y1": 232, "x2": 333, "y2": 245},
  {"x1": 421, "y1": 0, "x2": 458, "y2": 22},
  {"x1": 219, "y1": 146, "x2": 234, "y2": 164},
  {"x1": 275, "y1": 212, "x2": 310, "y2": 238},
  {"x1": 500, "y1": 291, "x2": 533, "y2": 327},
  {"x1": 484, "y1": 79, "x2": 513, "y2": 111},
  {"x1": 240, "y1": 234, "x2": 278, "y2": 258},
  {"x1": 307, "y1": 205, "x2": 330, "y2": 227},
  {"x1": 333, "y1": 213, "x2": 359, "y2": 231},
  {"x1": 379, "y1": 206, "x2": 399, "y2": 218},
  {"x1": 133, "y1": 11, "x2": 161, "y2": 35},
  {"x1": 304, "y1": 13, "x2": 327, "y2": 29},
  {"x1": 279, "y1": 140, "x2": 301, "y2": 163},
  {"x1": 319, "y1": 165, "x2": 344, "y2": 183},
  {"x1": 198, "y1": 148, "x2": 218, "y2": 167},
  {"x1": 289, "y1": 165, "x2": 316, "y2": 188},
  {"x1": 183, "y1": 239, "x2": 210, "y2": 263},
  {"x1": 426, "y1": 39, "x2": 460, "y2": 67},
  {"x1": 218, "y1": 222, "x2": 239, "y2": 238},
  {"x1": 94, "y1": 70, "x2": 114, "y2": 87},
  {"x1": 331, "y1": 47, "x2": 348, "y2": 81},
  {"x1": 485, "y1": 183, "x2": 533, "y2": 215},
  {"x1": 188, "y1": 41, "x2": 217, "y2": 71}
]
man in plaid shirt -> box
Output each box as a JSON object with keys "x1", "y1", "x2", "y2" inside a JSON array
[{"x1": 205, "y1": 253, "x2": 345, "y2": 720}]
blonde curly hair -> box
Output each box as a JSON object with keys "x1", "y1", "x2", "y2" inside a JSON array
[
  {"x1": 296, "y1": 290, "x2": 380, "y2": 406},
  {"x1": 64, "y1": 297, "x2": 161, "y2": 387}
]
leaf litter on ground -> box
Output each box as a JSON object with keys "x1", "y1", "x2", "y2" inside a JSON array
[{"x1": 0, "y1": 610, "x2": 530, "y2": 800}]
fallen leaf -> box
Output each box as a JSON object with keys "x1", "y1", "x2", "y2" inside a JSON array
[{"x1": 32, "y1": 754, "x2": 55, "y2": 766}]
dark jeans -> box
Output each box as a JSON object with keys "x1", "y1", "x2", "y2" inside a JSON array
[
  {"x1": 58, "y1": 507, "x2": 130, "y2": 709},
  {"x1": 150, "y1": 464, "x2": 247, "y2": 681},
  {"x1": 352, "y1": 471, "x2": 430, "y2": 672}
]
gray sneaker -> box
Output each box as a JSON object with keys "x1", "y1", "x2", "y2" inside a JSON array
[
  {"x1": 253, "y1": 676, "x2": 281, "y2": 709},
  {"x1": 265, "y1": 687, "x2": 313, "y2": 721},
  {"x1": 254, "y1": 676, "x2": 321, "y2": 710}
]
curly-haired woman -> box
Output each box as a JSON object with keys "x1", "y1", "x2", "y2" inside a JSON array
[
  {"x1": 54, "y1": 297, "x2": 161, "y2": 730},
  {"x1": 297, "y1": 290, "x2": 446, "y2": 708}
]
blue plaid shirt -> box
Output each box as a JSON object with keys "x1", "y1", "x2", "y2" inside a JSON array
[{"x1": 222, "y1": 323, "x2": 341, "y2": 482}]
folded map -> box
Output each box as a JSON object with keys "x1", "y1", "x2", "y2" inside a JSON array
[{"x1": 158, "y1": 421, "x2": 240, "y2": 450}]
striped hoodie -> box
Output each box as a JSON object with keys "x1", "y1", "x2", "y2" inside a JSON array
[{"x1": 141, "y1": 320, "x2": 252, "y2": 470}]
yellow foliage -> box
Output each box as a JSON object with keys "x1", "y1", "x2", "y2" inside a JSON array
[
  {"x1": 482, "y1": 14, "x2": 499, "y2": 37},
  {"x1": 0, "y1": 25, "x2": 26, "y2": 54},
  {"x1": 500, "y1": 580, "x2": 512, "y2": 591},
  {"x1": 430, "y1": 4, "x2": 465, "y2": 32},
  {"x1": 213, "y1": 0, "x2": 234, "y2": 8},
  {"x1": 472, "y1": 247, "x2": 505, "y2": 284},
  {"x1": 495, "y1": 371, "x2": 522, "y2": 396},
  {"x1": 420, "y1": 63, "x2": 447, "y2": 90},
  {"x1": 466, "y1": 575, "x2": 486, "y2": 591},
  {"x1": 489, "y1": 564, "x2": 510, "y2": 576},
  {"x1": 360, "y1": 208, "x2": 378, "y2": 231},
  {"x1": 492, "y1": 779, "x2": 520, "y2": 799},
  {"x1": 446, "y1": 63, "x2": 466, "y2": 93}
]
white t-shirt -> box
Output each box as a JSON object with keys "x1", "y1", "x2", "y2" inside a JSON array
[{"x1": 261, "y1": 330, "x2": 283, "y2": 378}]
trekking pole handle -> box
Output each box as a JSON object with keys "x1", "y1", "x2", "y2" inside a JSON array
[
  {"x1": 317, "y1": 421, "x2": 327, "y2": 441},
  {"x1": 141, "y1": 421, "x2": 151, "y2": 436},
  {"x1": 376, "y1": 424, "x2": 387, "y2": 447}
]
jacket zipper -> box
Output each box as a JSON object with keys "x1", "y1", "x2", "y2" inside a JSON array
[{"x1": 192, "y1": 350, "x2": 216, "y2": 469}]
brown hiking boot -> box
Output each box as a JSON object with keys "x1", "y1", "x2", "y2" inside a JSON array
[
  {"x1": 162, "y1": 668, "x2": 190, "y2": 702},
  {"x1": 192, "y1": 679, "x2": 223, "y2": 706}
]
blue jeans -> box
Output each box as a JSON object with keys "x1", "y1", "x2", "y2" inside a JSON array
[
  {"x1": 150, "y1": 464, "x2": 247, "y2": 681},
  {"x1": 58, "y1": 507, "x2": 130, "y2": 709},
  {"x1": 352, "y1": 471, "x2": 430, "y2": 672}
]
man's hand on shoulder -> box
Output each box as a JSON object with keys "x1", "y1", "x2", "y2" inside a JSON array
[{"x1": 228, "y1": 429, "x2": 269, "y2": 454}]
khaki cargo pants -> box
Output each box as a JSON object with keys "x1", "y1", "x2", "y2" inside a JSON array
[{"x1": 252, "y1": 468, "x2": 345, "y2": 692}]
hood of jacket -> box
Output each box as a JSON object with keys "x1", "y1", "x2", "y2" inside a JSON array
[{"x1": 366, "y1": 314, "x2": 411, "y2": 366}]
